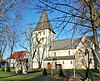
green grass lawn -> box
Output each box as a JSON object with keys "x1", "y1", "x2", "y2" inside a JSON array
[
  {"x1": 0, "y1": 73, "x2": 33, "y2": 81},
  {"x1": 0, "y1": 73, "x2": 50, "y2": 81},
  {"x1": 0, "y1": 69, "x2": 51, "y2": 81}
]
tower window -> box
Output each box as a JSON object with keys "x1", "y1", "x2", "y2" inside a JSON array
[
  {"x1": 39, "y1": 32, "x2": 41, "y2": 35},
  {"x1": 42, "y1": 38, "x2": 44, "y2": 42},
  {"x1": 54, "y1": 52, "x2": 56, "y2": 56},
  {"x1": 68, "y1": 51, "x2": 70, "y2": 55}
]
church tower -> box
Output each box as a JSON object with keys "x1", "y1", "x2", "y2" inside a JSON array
[{"x1": 33, "y1": 10, "x2": 55, "y2": 68}]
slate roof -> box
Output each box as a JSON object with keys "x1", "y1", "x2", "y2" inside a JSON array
[
  {"x1": 7, "y1": 51, "x2": 28, "y2": 59},
  {"x1": 49, "y1": 38, "x2": 82, "y2": 51},
  {"x1": 44, "y1": 55, "x2": 75, "y2": 61},
  {"x1": 34, "y1": 10, "x2": 55, "y2": 33}
]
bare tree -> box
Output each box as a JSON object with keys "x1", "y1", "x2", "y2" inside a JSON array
[
  {"x1": 8, "y1": 27, "x2": 18, "y2": 56},
  {"x1": 0, "y1": 26, "x2": 8, "y2": 57},
  {"x1": 0, "y1": 0, "x2": 18, "y2": 60},
  {"x1": 34, "y1": 31, "x2": 48, "y2": 69},
  {"x1": 20, "y1": 23, "x2": 49, "y2": 69},
  {"x1": 0, "y1": 0, "x2": 31, "y2": 59},
  {"x1": 32, "y1": 0, "x2": 100, "y2": 50},
  {"x1": 75, "y1": 36, "x2": 97, "y2": 80},
  {"x1": 0, "y1": 0, "x2": 18, "y2": 58},
  {"x1": 20, "y1": 23, "x2": 34, "y2": 69},
  {"x1": 0, "y1": 0, "x2": 17, "y2": 16},
  {"x1": 0, "y1": 26, "x2": 20, "y2": 63}
]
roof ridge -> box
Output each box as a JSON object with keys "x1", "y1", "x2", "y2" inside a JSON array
[
  {"x1": 53, "y1": 37, "x2": 81, "y2": 42},
  {"x1": 53, "y1": 35, "x2": 93, "y2": 42},
  {"x1": 13, "y1": 50, "x2": 27, "y2": 53}
]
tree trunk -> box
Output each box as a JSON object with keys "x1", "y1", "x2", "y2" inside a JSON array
[
  {"x1": 29, "y1": 58, "x2": 33, "y2": 70},
  {"x1": 38, "y1": 62, "x2": 41, "y2": 69},
  {"x1": 92, "y1": 27, "x2": 99, "y2": 50},
  {"x1": 90, "y1": 2, "x2": 99, "y2": 50}
]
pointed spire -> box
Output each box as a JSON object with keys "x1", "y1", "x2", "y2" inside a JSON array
[{"x1": 34, "y1": 10, "x2": 55, "y2": 33}]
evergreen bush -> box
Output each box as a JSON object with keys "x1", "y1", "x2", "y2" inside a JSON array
[
  {"x1": 17, "y1": 70, "x2": 22, "y2": 74},
  {"x1": 58, "y1": 69, "x2": 64, "y2": 77},
  {"x1": 43, "y1": 68, "x2": 47, "y2": 75},
  {"x1": 6, "y1": 67, "x2": 11, "y2": 72},
  {"x1": 91, "y1": 69, "x2": 99, "y2": 73}
]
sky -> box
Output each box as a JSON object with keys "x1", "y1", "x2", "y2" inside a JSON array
[
  {"x1": 4, "y1": 8, "x2": 73, "y2": 59},
  {"x1": 3, "y1": 0, "x2": 100, "y2": 59},
  {"x1": 14, "y1": 10, "x2": 68, "y2": 47}
]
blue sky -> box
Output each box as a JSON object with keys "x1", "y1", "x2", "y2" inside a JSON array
[
  {"x1": 3, "y1": 1, "x2": 100, "y2": 59},
  {"x1": 4, "y1": 9, "x2": 73, "y2": 59},
  {"x1": 5, "y1": 8, "x2": 100, "y2": 59}
]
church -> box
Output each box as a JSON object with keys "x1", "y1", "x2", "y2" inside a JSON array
[{"x1": 32, "y1": 10, "x2": 96, "y2": 69}]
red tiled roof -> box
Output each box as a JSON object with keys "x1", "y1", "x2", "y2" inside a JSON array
[{"x1": 7, "y1": 51, "x2": 28, "y2": 59}]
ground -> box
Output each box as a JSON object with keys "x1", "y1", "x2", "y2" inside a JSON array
[
  {"x1": 0, "y1": 68, "x2": 100, "y2": 81},
  {"x1": 0, "y1": 69, "x2": 65, "y2": 81}
]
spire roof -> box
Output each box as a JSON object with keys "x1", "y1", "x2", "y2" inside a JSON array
[{"x1": 34, "y1": 10, "x2": 55, "y2": 33}]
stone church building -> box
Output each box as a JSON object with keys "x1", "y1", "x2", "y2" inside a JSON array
[{"x1": 32, "y1": 10, "x2": 96, "y2": 69}]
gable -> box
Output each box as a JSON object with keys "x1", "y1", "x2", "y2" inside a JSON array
[{"x1": 76, "y1": 36, "x2": 94, "y2": 51}]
